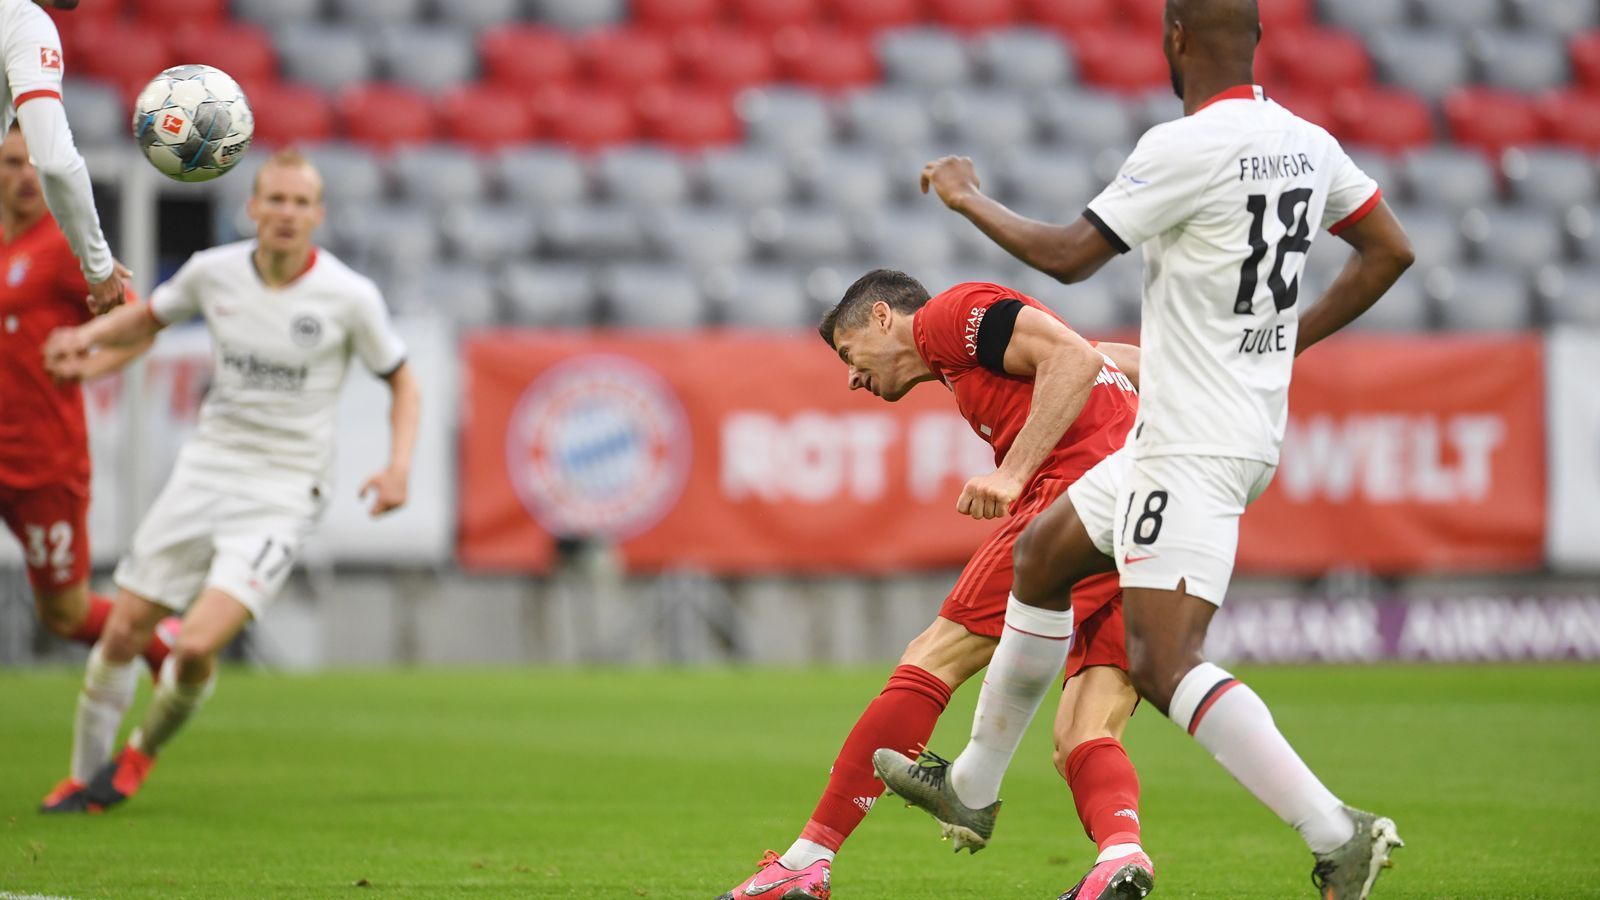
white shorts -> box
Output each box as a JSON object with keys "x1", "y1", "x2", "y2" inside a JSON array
[
  {"x1": 1069, "y1": 449, "x2": 1275, "y2": 606},
  {"x1": 113, "y1": 470, "x2": 318, "y2": 619}
]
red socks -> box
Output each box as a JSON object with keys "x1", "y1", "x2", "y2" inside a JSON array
[
  {"x1": 1064, "y1": 737, "x2": 1143, "y2": 851},
  {"x1": 800, "y1": 664, "x2": 953, "y2": 852},
  {"x1": 68, "y1": 593, "x2": 112, "y2": 644}
]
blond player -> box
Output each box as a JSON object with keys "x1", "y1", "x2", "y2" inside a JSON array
[{"x1": 38, "y1": 148, "x2": 421, "y2": 812}]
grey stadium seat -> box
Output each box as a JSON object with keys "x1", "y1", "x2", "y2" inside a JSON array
[
  {"x1": 713, "y1": 266, "x2": 814, "y2": 329},
  {"x1": 653, "y1": 208, "x2": 753, "y2": 270},
  {"x1": 233, "y1": 0, "x2": 321, "y2": 29},
  {"x1": 1413, "y1": 0, "x2": 1504, "y2": 29},
  {"x1": 440, "y1": 204, "x2": 538, "y2": 265},
  {"x1": 1033, "y1": 89, "x2": 1136, "y2": 151},
  {"x1": 329, "y1": 0, "x2": 424, "y2": 25},
  {"x1": 62, "y1": 79, "x2": 121, "y2": 148},
  {"x1": 862, "y1": 209, "x2": 958, "y2": 274},
  {"x1": 943, "y1": 89, "x2": 1038, "y2": 156},
  {"x1": 334, "y1": 203, "x2": 440, "y2": 280},
  {"x1": 276, "y1": 25, "x2": 375, "y2": 92},
  {"x1": 376, "y1": 26, "x2": 478, "y2": 92},
  {"x1": 500, "y1": 262, "x2": 598, "y2": 327},
  {"x1": 1541, "y1": 265, "x2": 1600, "y2": 326},
  {"x1": 752, "y1": 206, "x2": 857, "y2": 264},
  {"x1": 1136, "y1": 93, "x2": 1185, "y2": 131},
  {"x1": 876, "y1": 27, "x2": 972, "y2": 91},
  {"x1": 1469, "y1": 209, "x2": 1566, "y2": 271},
  {"x1": 1370, "y1": 31, "x2": 1471, "y2": 101},
  {"x1": 1347, "y1": 268, "x2": 1432, "y2": 331},
  {"x1": 497, "y1": 147, "x2": 590, "y2": 209},
  {"x1": 1014, "y1": 268, "x2": 1125, "y2": 334},
  {"x1": 1433, "y1": 266, "x2": 1534, "y2": 331},
  {"x1": 1094, "y1": 251, "x2": 1146, "y2": 308},
  {"x1": 437, "y1": 0, "x2": 521, "y2": 29},
  {"x1": 1387, "y1": 206, "x2": 1463, "y2": 268},
  {"x1": 972, "y1": 29, "x2": 1074, "y2": 91},
  {"x1": 1316, "y1": 0, "x2": 1408, "y2": 33},
  {"x1": 1475, "y1": 31, "x2": 1569, "y2": 93},
  {"x1": 1516, "y1": 0, "x2": 1598, "y2": 32},
  {"x1": 603, "y1": 263, "x2": 707, "y2": 329},
  {"x1": 1504, "y1": 148, "x2": 1597, "y2": 212},
  {"x1": 946, "y1": 211, "x2": 1027, "y2": 269},
  {"x1": 1401, "y1": 147, "x2": 1498, "y2": 211},
  {"x1": 738, "y1": 89, "x2": 836, "y2": 155},
  {"x1": 391, "y1": 144, "x2": 489, "y2": 207},
  {"x1": 528, "y1": 0, "x2": 627, "y2": 29},
  {"x1": 593, "y1": 147, "x2": 692, "y2": 210},
  {"x1": 301, "y1": 143, "x2": 389, "y2": 206},
  {"x1": 1568, "y1": 205, "x2": 1600, "y2": 262},
  {"x1": 1347, "y1": 150, "x2": 1399, "y2": 197},
  {"x1": 998, "y1": 147, "x2": 1098, "y2": 216},
  {"x1": 539, "y1": 205, "x2": 648, "y2": 261},
  {"x1": 394, "y1": 263, "x2": 498, "y2": 327},
  {"x1": 842, "y1": 88, "x2": 935, "y2": 152},
  {"x1": 697, "y1": 148, "x2": 793, "y2": 210},
  {"x1": 801, "y1": 148, "x2": 894, "y2": 213}
]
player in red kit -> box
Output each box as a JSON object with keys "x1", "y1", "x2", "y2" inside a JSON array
[
  {"x1": 716, "y1": 270, "x2": 1152, "y2": 900},
  {"x1": 0, "y1": 124, "x2": 169, "y2": 801}
]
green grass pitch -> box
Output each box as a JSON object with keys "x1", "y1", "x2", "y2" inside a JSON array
[{"x1": 2, "y1": 664, "x2": 1598, "y2": 898}]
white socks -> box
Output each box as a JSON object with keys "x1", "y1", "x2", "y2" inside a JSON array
[
  {"x1": 779, "y1": 839, "x2": 834, "y2": 870},
  {"x1": 131, "y1": 657, "x2": 215, "y2": 758},
  {"x1": 1169, "y1": 662, "x2": 1354, "y2": 854},
  {"x1": 72, "y1": 643, "x2": 137, "y2": 783},
  {"x1": 949, "y1": 595, "x2": 1074, "y2": 808}
]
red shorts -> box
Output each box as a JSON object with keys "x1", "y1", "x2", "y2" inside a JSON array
[
  {"x1": 938, "y1": 479, "x2": 1127, "y2": 677},
  {"x1": 0, "y1": 481, "x2": 91, "y2": 593}
]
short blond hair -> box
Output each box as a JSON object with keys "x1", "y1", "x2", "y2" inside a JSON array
[{"x1": 251, "y1": 147, "x2": 323, "y2": 200}]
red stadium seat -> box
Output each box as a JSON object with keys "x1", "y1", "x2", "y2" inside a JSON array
[
  {"x1": 579, "y1": 28, "x2": 678, "y2": 89},
  {"x1": 1264, "y1": 28, "x2": 1372, "y2": 92},
  {"x1": 1024, "y1": 0, "x2": 1115, "y2": 37},
  {"x1": 536, "y1": 84, "x2": 639, "y2": 150},
  {"x1": 1258, "y1": 0, "x2": 1312, "y2": 32},
  {"x1": 633, "y1": 0, "x2": 727, "y2": 29},
  {"x1": 771, "y1": 25, "x2": 880, "y2": 91},
  {"x1": 1074, "y1": 27, "x2": 1171, "y2": 93},
  {"x1": 926, "y1": 0, "x2": 1021, "y2": 32},
  {"x1": 1332, "y1": 87, "x2": 1434, "y2": 154},
  {"x1": 71, "y1": 21, "x2": 178, "y2": 99},
  {"x1": 340, "y1": 83, "x2": 438, "y2": 151},
  {"x1": 637, "y1": 84, "x2": 742, "y2": 148},
  {"x1": 1571, "y1": 32, "x2": 1600, "y2": 91},
  {"x1": 676, "y1": 26, "x2": 779, "y2": 92},
  {"x1": 438, "y1": 84, "x2": 537, "y2": 151},
  {"x1": 731, "y1": 0, "x2": 821, "y2": 31},
  {"x1": 480, "y1": 26, "x2": 580, "y2": 91},
  {"x1": 1265, "y1": 86, "x2": 1333, "y2": 130},
  {"x1": 1445, "y1": 87, "x2": 1544, "y2": 157},
  {"x1": 170, "y1": 23, "x2": 279, "y2": 91},
  {"x1": 1118, "y1": 0, "x2": 1166, "y2": 33},
  {"x1": 130, "y1": 0, "x2": 226, "y2": 25},
  {"x1": 828, "y1": 0, "x2": 922, "y2": 32},
  {"x1": 247, "y1": 82, "x2": 334, "y2": 147},
  {"x1": 1539, "y1": 89, "x2": 1600, "y2": 152}
]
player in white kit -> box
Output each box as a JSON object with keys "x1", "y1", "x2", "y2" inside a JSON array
[
  {"x1": 879, "y1": 1, "x2": 1416, "y2": 898},
  {"x1": 37, "y1": 149, "x2": 422, "y2": 813},
  {"x1": 2, "y1": 0, "x2": 127, "y2": 313}
]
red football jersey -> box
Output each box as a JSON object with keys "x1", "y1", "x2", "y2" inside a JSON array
[
  {"x1": 912, "y1": 282, "x2": 1138, "y2": 494},
  {"x1": 0, "y1": 215, "x2": 92, "y2": 490}
]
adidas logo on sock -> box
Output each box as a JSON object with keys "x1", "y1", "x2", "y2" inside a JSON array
[
  {"x1": 1115, "y1": 808, "x2": 1140, "y2": 824},
  {"x1": 853, "y1": 796, "x2": 877, "y2": 813}
]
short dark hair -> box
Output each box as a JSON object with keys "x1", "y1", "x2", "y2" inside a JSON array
[{"x1": 819, "y1": 269, "x2": 930, "y2": 349}]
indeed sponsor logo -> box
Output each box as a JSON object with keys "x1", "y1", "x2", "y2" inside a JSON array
[{"x1": 220, "y1": 345, "x2": 308, "y2": 392}]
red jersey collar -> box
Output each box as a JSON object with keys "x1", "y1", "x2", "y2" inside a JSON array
[
  {"x1": 1195, "y1": 84, "x2": 1265, "y2": 113},
  {"x1": 253, "y1": 244, "x2": 319, "y2": 288}
]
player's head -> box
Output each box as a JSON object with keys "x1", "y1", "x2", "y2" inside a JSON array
[
  {"x1": 0, "y1": 124, "x2": 46, "y2": 223},
  {"x1": 1163, "y1": 0, "x2": 1261, "y2": 100},
  {"x1": 248, "y1": 148, "x2": 325, "y2": 254},
  {"x1": 821, "y1": 268, "x2": 932, "y2": 402}
]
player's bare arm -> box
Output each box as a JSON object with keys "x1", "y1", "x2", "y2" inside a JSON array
[
  {"x1": 957, "y1": 307, "x2": 1104, "y2": 520},
  {"x1": 1094, "y1": 341, "x2": 1141, "y2": 390},
  {"x1": 921, "y1": 155, "x2": 1120, "y2": 285},
  {"x1": 42, "y1": 301, "x2": 162, "y2": 381},
  {"x1": 360, "y1": 362, "x2": 420, "y2": 517},
  {"x1": 1296, "y1": 201, "x2": 1414, "y2": 355}
]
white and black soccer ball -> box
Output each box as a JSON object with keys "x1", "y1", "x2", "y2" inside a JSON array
[{"x1": 132, "y1": 65, "x2": 254, "y2": 183}]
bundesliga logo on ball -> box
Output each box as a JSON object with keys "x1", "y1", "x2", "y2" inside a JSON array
[{"x1": 131, "y1": 64, "x2": 254, "y2": 183}]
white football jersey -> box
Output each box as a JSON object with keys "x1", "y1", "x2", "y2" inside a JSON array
[
  {"x1": 150, "y1": 241, "x2": 406, "y2": 513},
  {"x1": 0, "y1": 0, "x2": 63, "y2": 130},
  {"x1": 1085, "y1": 85, "x2": 1379, "y2": 465}
]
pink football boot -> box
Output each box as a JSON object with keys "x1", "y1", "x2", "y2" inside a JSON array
[
  {"x1": 1057, "y1": 848, "x2": 1155, "y2": 900},
  {"x1": 716, "y1": 850, "x2": 831, "y2": 900}
]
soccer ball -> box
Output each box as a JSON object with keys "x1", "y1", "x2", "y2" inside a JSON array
[{"x1": 132, "y1": 65, "x2": 254, "y2": 183}]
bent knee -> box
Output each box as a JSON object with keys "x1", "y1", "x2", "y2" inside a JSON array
[{"x1": 1012, "y1": 523, "x2": 1071, "y2": 611}]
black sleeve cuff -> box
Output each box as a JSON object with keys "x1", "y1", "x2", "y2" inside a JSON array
[
  {"x1": 1083, "y1": 208, "x2": 1130, "y2": 254},
  {"x1": 976, "y1": 298, "x2": 1024, "y2": 374}
]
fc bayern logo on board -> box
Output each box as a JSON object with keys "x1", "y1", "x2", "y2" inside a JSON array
[{"x1": 505, "y1": 354, "x2": 691, "y2": 541}]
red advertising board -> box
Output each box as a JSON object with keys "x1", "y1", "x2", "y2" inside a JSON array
[{"x1": 461, "y1": 332, "x2": 1547, "y2": 575}]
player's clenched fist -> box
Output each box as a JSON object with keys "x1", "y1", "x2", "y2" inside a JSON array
[
  {"x1": 956, "y1": 469, "x2": 1025, "y2": 520},
  {"x1": 921, "y1": 156, "x2": 982, "y2": 211},
  {"x1": 86, "y1": 260, "x2": 133, "y2": 316},
  {"x1": 42, "y1": 326, "x2": 89, "y2": 382},
  {"x1": 360, "y1": 466, "x2": 410, "y2": 517}
]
